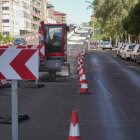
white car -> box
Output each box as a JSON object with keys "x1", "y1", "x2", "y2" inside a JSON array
[
  {"x1": 130, "y1": 44, "x2": 140, "y2": 62},
  {"x1": 101, "y1": 41, "x2": 112, "y2": 50},
  {"x1": 136, "y1": 47, "x2": 140, "y2": 64},
  {"x1": 121, "y1": 43, "x2": 136, "y2": 60},
  {"x1": 119, "y1": 43, "x2": 128, "y2": 58},
  {"x1": 116, "y1": 42, "x2": 123, "y2": 56}
]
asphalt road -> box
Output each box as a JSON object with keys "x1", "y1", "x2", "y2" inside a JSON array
[
  {"x1": 85, "y1": 50, "x2": 140, "y2": 140},
  {"x1": 1, "y1": 30, "x2": 140, "y2": 140}
]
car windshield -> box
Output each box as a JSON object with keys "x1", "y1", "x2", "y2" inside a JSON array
[
  {"x1": 129, "y1": 45, "x2": 135, "y2": 49},
  {"x1": 14, "y1": 38, "x2": 24, "y2": 42},
  {"x1": 103, "y1": 42, "x2": 111, "y2": 45}
]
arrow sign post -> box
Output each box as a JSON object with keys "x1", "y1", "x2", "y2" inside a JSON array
[
  {"x1": 11, "y1": 80, "x2": 18, "y2": 140},
  {"x1": 0, "y1": 49, "x2": 39, "y2": 140}
]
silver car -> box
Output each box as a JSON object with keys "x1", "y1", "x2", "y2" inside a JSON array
[
  {"x1": 101, "y1": 41, "x2": 112, "y2": 50},
  {"x1": 120, "y1": 43, "x2": 136, "y2": 60},
  {"x1": 130, "y1": 44, "x2": 140, "y2": 62},
  {"x1": 116, "y1": 42, "x2": 123, "y2": 57},
  {"x1": 135, "y1": 47, "x2": 140, "y2": 64}
]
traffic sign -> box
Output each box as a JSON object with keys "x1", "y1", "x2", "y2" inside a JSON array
[
  {"x1": 0, "y1": 49, "x2": 39, "y2": 80},
  {"x1": 27, "y1": 45, "x2": 45, "y2": 57},
  {"x1": 0, "y1": 44, "x2": 45, "y2": 57}
]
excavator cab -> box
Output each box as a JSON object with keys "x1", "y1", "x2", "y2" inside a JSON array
[
  {"x1": 44, "y1": 24, "x2": 68, "y2": 62},
  {"x1": 39, "y1": 22, "x2": 70, "y2": 80}
]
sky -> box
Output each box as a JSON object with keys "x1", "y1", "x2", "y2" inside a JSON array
[{"x1": 49, "y1": 0, "x2": 93, "y2": 25}]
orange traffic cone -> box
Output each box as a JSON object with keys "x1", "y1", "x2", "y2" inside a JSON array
[{"x1": 69, "y1": 110, "x2": 80, "y2": 140}]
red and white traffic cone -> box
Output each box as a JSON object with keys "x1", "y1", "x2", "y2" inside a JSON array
[
  {"x1": 77, "y1": 68, "x2": 84, "y2": 86},
  {"x1": 69, "y1": 110, "x2": 80, "y2": 140},
  {"x1": 77, "y1": 61, "x2": 82, "y2": 73},
  {"x1": 0, "y1": 80, "x2": 2, "y2": 88},
  {"x1": 77, "y1": 58, "x2": 84, "y2": 74},
  {"x1": 79, "y1": 58, "x2": 83, "y2": 65},
  {"x1": 79, "y1": 72, "x2": 91, "y2": 94}
]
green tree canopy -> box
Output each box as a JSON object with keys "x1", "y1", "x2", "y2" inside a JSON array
[{"x1": 90, "y1": 0, "x2": 139, "y2": 42}]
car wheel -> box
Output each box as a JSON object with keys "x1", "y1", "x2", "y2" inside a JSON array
[
  {"x1": 130, "y1": 55, "x2": 132, "y2": 61},
  {"x1": 134, "y1": 56, "x2": 136, "y2": 63},
  {"x1": 125, "y1": 55, "x2": 127, "y2": 61},
  {"x1": 120, "y1": 54, "x2": 122, "y2": 58},
  {"x1": 121, "y1": 54, "x2": 124, "y2": 59}
]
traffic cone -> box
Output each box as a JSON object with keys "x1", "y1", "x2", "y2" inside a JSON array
[
  {"x1": 77, "y1": 68, "x2": 84, "y2": 86},
  {"x1": 69, "y1": 110, "x2": 80, "y2": 140},
  {"x1": 0, "y1": 80, "x2": 2, "y2": 88},
  {"x1": 79, "y1": 72, "x2": 91, "y2": 94},
  {"x1": 77, "y1": 61, "x2": 82, "y2": 72},
  {"x1": 77, "y1": 59, "x2": 84, "y2": 74},
  {"x1": 80, "y1": 70, "x2": 87, "y2": 84}
]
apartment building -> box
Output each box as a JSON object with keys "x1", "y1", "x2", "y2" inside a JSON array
[
  {"x1": 0, "y1": 0, "x2": 67, "y2": 37},
  {"x1": 0, "y1": 2, "x2": 2, "y2": 32},
  {"x1": 30, "y1": 0, "x2": 46, "y2": 32},
  {"x1": 46, "y1": 2, "x2": 56, "y2": 23},
  {"x1": 0, "y1": 0, "x2": 46, "y2": 37},
  {"x1": 54, "y1": 11, "x2": 67, "y2": 23}
]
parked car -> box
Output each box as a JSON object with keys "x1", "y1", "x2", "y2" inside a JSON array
[
  {"x1": 13, "y1": 38, "x2": 27, "y2": 45},
  {"x1": 130, "y1": 44, "x2": 140, "y2": 62},
  {"x1": 116, "y1": 42, "x2": 123, "y2": 56},
  {"x1": 101, "y1": 41, "x2": 112, "y2": 50},
  {"x1": 135, "y1": 47, "x2": 140, "y2": 64},
  {"x1": 119, "y1": 43, "x2": 128, "y2": 58},
  {"x1": 120, "y1": 43, "x2": 136, "y2": 60}
]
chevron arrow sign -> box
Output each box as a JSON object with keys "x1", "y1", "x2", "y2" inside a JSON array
[{"x1": 0, "y1": 49, "x2": 39, "y2": 80}]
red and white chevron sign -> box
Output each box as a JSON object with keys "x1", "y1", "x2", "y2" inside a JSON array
[
  {"x1": 0, "y1": 49, "x2": 39, "y2": 80},
  {"x1": 28, "y1": 45, "x2": 45, "y2": 57},
  {"x1": 0, "y1": 45, "x2": 45, "y2": 57}
]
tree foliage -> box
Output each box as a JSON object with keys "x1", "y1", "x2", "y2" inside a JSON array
[
  {"x1": 90, "y1": 0, "x2": 139, "y2": 42},
  {"x1": 0, "y1": 33, "x2": 14, "y2": 44},
  {"x1": 123, "y1": 1, "x2": 140, "y2": 35}
]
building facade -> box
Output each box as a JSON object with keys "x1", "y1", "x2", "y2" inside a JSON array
[
  {"x1": 45, "y1": 2, "x2": 57, "y2": 23},
  {"x1": 0, "y1": 0, "x2": 67, "y2": 37},
  {"x1": 0, "y1": 0, "x2": 46, "y2": 37},
  {"x1": 54, "y1": 11, "x2": 66, "y2": 23}
]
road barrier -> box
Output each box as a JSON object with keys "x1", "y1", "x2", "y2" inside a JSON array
[
  {"x1": 0, "y1": 45, "x2": 45, "y2": 89},
  {"x1": 77, "y1": 53, "x2": 91, "y2": 94}
]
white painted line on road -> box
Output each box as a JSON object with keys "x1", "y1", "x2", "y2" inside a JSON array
[{"x1": 94, "y1": 77, "x2": 112, "y2": 98}]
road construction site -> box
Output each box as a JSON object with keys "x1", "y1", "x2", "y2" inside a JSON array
[{"x1": 0, "y1": 28, "x2": 90, "y2": 140}]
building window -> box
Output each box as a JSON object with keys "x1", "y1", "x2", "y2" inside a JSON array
[
  {"x1": 2, "y1": 19, "x2": 9, "y2": 23},
  {"x1": 2, "y1": 7, "x2": 9, "y2": 10},
  {"x1": 3, "y1": 31, "x2": 9, "y2": 35},
  {"x1": 3, "y1": 13, "x2": 9, "y2": 15}
]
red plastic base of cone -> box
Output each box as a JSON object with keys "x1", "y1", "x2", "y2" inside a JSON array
[
  {"x1": 69, "y1": 136, "x2": 80, "y2": 140},
  {"x1": 77, "y1": 90, "x2": 91, "y2": 94},
  {"x1": 80, "y1": 88, "x2": 89, "y2": 93}
]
